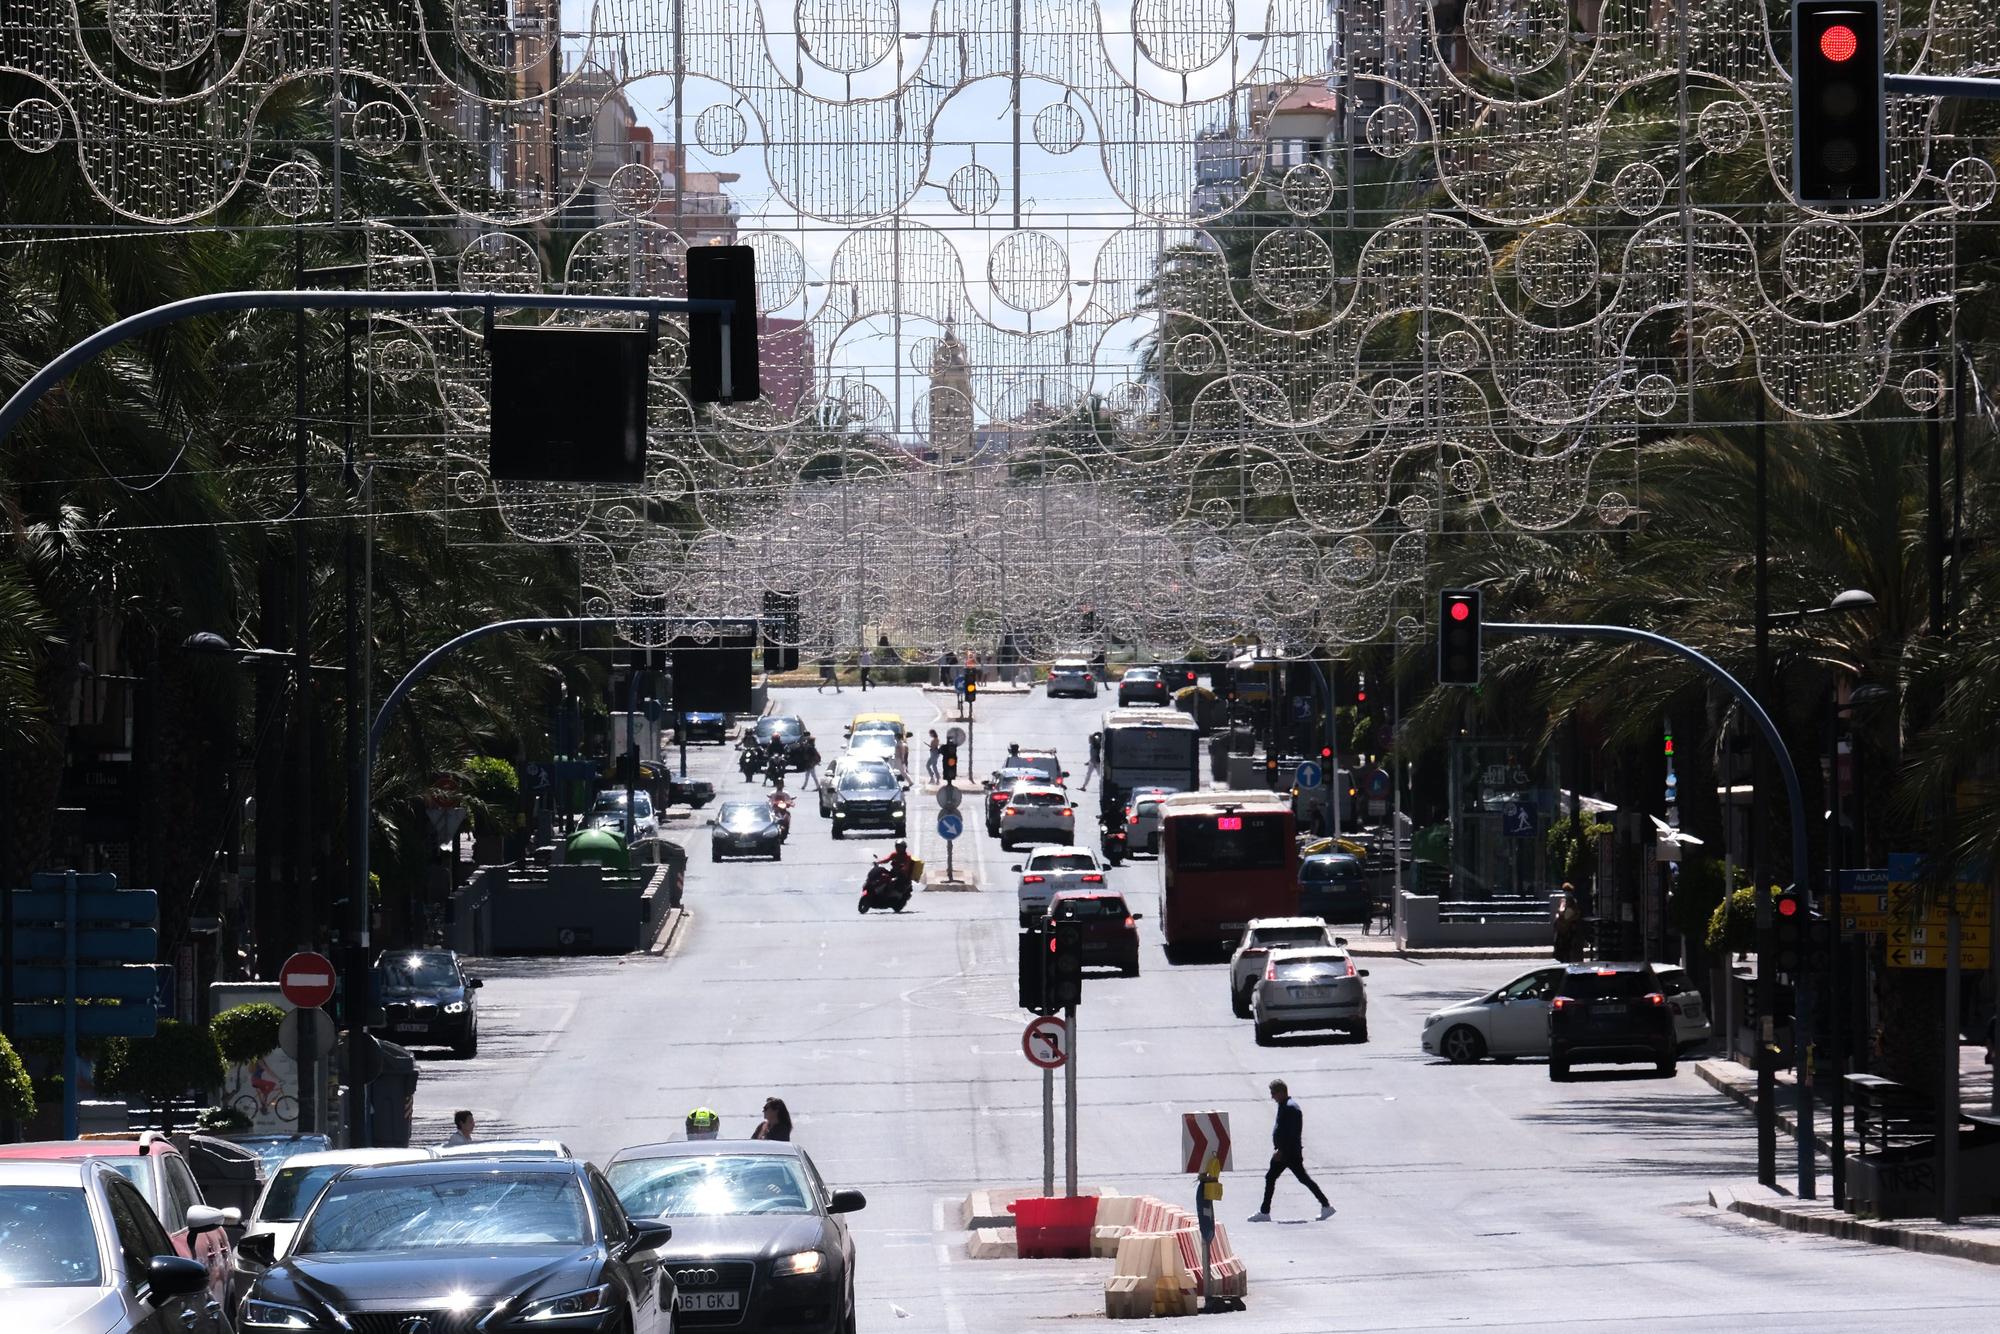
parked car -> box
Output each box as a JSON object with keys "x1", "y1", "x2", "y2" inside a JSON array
[
  {"x1": 230, "y1": 1149, "x2": 433, "y2": 1310},
  {"x1": 679, "y1": 711, "x2": 729, "y2": 744},
  {"x1": 998, "y1": 785, "x2": 1076, "y2": 850},
  {"x1": 1014, "y1": 846, "x2": 1109, "y2": 924},
  {"x1": 1653, "y1": 964, "x2": 1714, "y2": 1050},
  {"x1": 1298, "y1": 852, "x2": 1371, "y2": 929},
  {"x1": 753, "y1": 715, "x2": 820, "y2": 770},
  {"x1": 0, "y1": 1134, "x2": 239, "y2": 1316},
  {"x1": 1123, "y1": 785, "x2": 1179, "y2": 856},
  {"x1": 606, "y1": 1139, "x2": 865, "y2": 1334},
  {"x1": 221, "y1": 1136, "x2": 330, "y2": 1179},
  {"x1": 371, "y1": 948, "x2": 482, "y2": 1057},
  {"x1": 1045, "y1": 659, "x2": 1098, "y2": 698},
  {"x1": 239, "y1": 1157, "x2": 676, "y2": 1334},
  {"x1": 1117, "y1": 666, "x2": 1171, "y2": 707},
  {"x1": 711, "y1": 799, "x2": 786, "y2": 861},
  {"x1": 1251, "y1": 946, "x2": 1369, "y2": 1045},
  {"x1": 1421, "y1": 965, "x2": 1567, "y2": 1063},
  {"x1": 1228, "y1": 918, "x2": 1342, "y2": 1018},
  {"x1": 664, "y1": 770, "x2": 716, "y2": 809},
  {"x1": 586, "y1": 788, "x2": 661, "y2": 841},
  {"x1": 1047, "y1": 889, "x2": 1142, "y2": 976},
  {"x1": 1548, "y1": 962, "x2": 1679, "y2": 1080},
  {"x1": 829, "y1": 762, "x2": 907, "y2": 838},
  {"x1": 0, "y1": 1158, "x2": 222, "y2": 1333}
]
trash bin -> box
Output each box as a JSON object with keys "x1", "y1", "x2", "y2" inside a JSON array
[
  {"x1": 1008, "y1": 1195, "x2": 1099, "y2": 1258},
  {"x1": 368, "y1": 1041, "x2": 418, "y2": 1148}
]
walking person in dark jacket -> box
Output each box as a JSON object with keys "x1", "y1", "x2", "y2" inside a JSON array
[{"x1": 1248, "y1": 1079, "x2": 1333, "y2": 1221}]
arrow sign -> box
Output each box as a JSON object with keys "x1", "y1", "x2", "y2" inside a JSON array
[
  {"x1": 1887, "y1": 922, "x2": 1992, "y2": 949},
  {"x1": 1294, "y1": 760, "x2": 1322, "y2": 790},
  {"x1": 1182, "y1": 1110, "x2": 1233, "y2": 1174},
  {"x1": 936, "y1": 811, "x2": 964, "y2": 841}
]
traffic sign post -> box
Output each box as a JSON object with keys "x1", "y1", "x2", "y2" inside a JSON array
[
  {"x1": 936, "y1": 809, "x2": 963, "y2": 882},
  {"x1": 8, "y1": 871, "x2": 160, "y2": 1139},
  {"x1": 1024, "y1": 1014, "x2": 1068, "y2": 1197},
  {"x1": 280, "y1": 951, "x2": 337, "y2": 1133},
  {"x1": 1182, "y1": 1111, "x2": 1234, "y2": 1312}
]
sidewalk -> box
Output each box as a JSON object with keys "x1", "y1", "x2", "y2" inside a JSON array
[
  {"x1": 1697, "y1": 1048, "x2": 2000, "y2": 1263},
  {"x1": 1344, "y1": 936, "x2": 1552, "y2": 961}
]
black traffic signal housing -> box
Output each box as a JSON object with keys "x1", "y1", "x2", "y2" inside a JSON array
[
  {"x1": 941, "y1": 742, "x2": 959, "y2": 782},
  {"x1": 1019, "y1": 922, "x2": 1051, "y2": 1012},
  {"x1": 1438, "y1": 589, "x2": 1482, "y2": 686},
  {"x1": 1792, "y1": 1, "x2": 1886, "y2": 205},
  {"x1": 1804, "y1": 914, "x2": 1835, "y2": 974},
  {"x1": 1048, "y1": 920, "x2": 1085, "y2": 1008},
  {"x1": 688, "y1": 244, "x2": 762, "y2": 404},
  {"x1": 1264, "y1": 754, "x2": 1280, "y2": 790},
  {"x1": 964, "y1": 680, "x2": 978, "y2": 705},
  {"x1": 1772, "y1": 885, "x2": 1808, "y2": 974}
]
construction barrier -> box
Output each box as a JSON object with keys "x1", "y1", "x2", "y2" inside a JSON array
[{"x1": 1096, "y1": 1195, "x2": 1249, "y2": 1317}]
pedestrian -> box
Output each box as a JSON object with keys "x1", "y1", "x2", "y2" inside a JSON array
[
  {"x1": 443, "y1": 1109, "x2": 475, "y2": 1147},
  {"x1": 859, "y1": 646, "x2": 874, "y2": 692},
  {"x1": 685, "y1": 1106, "x2": 720, "y2": 1141},
  {"x1": 752, "y1": 1097, "x2": 794, "y2": 1142},
  {"x1": 1553, "y1": 883, "x2": 1582, "y2": 963},
  {"x1": 1248, "y1": 1079, "x2": 1333, "y2": 1221},
  {"x1": 925, "y1": 729, "x2": 942, "y2": 781},
  {"x1": 937, "y1": 648, "x2": 953, "y2": 687},
  {"x1": 1081, "y1": 732, "x2": 1102, "y2": 790},
  {"x1": 818, "y1": 653, "x2": 841, "y2": 694}
]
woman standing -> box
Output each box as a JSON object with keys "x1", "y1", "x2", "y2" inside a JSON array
[{"x1": 752, "y1": 1097, "x2": 793, "y2": 1142}]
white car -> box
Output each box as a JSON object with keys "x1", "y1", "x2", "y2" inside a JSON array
[
  {"x1": 1421, "y1": 965, "x2": 1566, "y2": 1063},
  {"x1": 998, "y1": 785, "x2": 1076, "y2": 850},
  {"x1": 1014, "y1": 845, "x2": 1108, "y2": 924},
  {"x1": 240, "y1": 1148, "x2": 433, "y2": 1260},
  {"x1": 1123, "y1": 785, "x2": 1179, "y2": 856},
  {"x1": 1229, "y1": 917, "x2": 1341, "y2": 1017},
  {"x1": 585, "y1": 789, "x2": 660, "y2": 840},
  {"x1": 1251, "y1": 946, "x2": 1369, "y2": 1045},
  {"x1": 1653, "y1": 964, "x2": 1714, "y2": 1050},
  {"x1": 843, "y1": 729, "x2": 908, "y2": 780}
]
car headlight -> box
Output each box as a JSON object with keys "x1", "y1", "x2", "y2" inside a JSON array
[
  {"x1": 241, "y1": 1300, "x2": 320, "y2": 1331},
  {"x1": 444, "y1": 1000, "x2": 467, "y2": 1015},
  {"x1": 520, "y1": 1283, "x2": 614, "y2": 1321},
  {"x1": 773, "y1": 1248, "x2": 825, "y2": 1276},
  {"x1": 891, "y1": 806, "x2": 904, "y2": 816}
]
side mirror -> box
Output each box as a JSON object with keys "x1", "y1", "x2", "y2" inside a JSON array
[
  {"x1": 234, "y1": 1232, "x2": 277, "y2": 1267},
  {"x1": 828, "y1": 1189, "x2": 868, "y2": 1214},
  {"x1": 623, "y1": 1217, "x2": 674, "y2": 1256},
  {"x1": 1357, "y1": 969, "x2": 1370, "y2": 978},
  {"x1": 1130, "y1": 912, "x2": 1145, "y2": 920},
  {"x1": 185, "y1": 1205, "x2": 231, "y2": 1233},
  {"x1": 1333, "y1": 937, "x2": 1348, "y2": 948},
  {"x1": 1010, "y1": 865, "x2": 1022, "y2": 873},
  {"x1": 146, "y1": 1255, "x2": 211, "y2": 1301},
  {"x1": 466, "y1": 977, "x2": 484, "y2": 990}
]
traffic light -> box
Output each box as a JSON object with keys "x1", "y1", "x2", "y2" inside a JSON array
[
  {"x1": 941, "y1": 742, "x2": 959, "y2": 782},
  {"x1": 1048, "y1": 920, "x2": 1085, "y2": 1008},
  {"x1": 1792, "y1": 1, "x2": 1886, "y2": 205},
  {"x1": 1354, "y1": 674, "x2": 1367, "y2": 706},
  {"x1": 1804, "y1": 915, "x2": 1835, "y2": 974},
  {"x1": 688, "y1": 245, "x2": 762, "y2": 403},
  {"x1": 1438, "y1": 589, "x2": 1482, "y2": 686},
  {"x1": 1018, "y1": 923, "x2": 1050, "y2": 1012},
  {"x1": 1264, "y1": 754, "x2": 1280, "y2": 790},
  {"x1": 1772, "y1": 885, "x2": 1807, "y2": 974}
]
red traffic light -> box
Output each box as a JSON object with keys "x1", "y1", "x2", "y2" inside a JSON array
[
  {"x1": 1319, "y1": 746, "x2": 1332, "y2": 760},
  {"x1": 1448, "y1": 600, "x2": 1471, "y2": 622},
  {"x1": 1777, "y1": 896, "x2": 1801, "y2": 917},
  {"x1": 1819, "y1": 23, "x2": 1858, "y2": 62}
]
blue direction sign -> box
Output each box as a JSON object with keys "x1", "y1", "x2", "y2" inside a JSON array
[
  {"x1": 1294, "y1": 760, "x2": 1322, "y2": 790},
  {"x1": 1502, "y1": 801, "x2": 1536, "y2": 838},
  {"x1": 937, "y1": 811, "x2": 965, "y2": 841},
  {"x1": 9, "y1": 871, "x2": 160, "y2": 1139}
]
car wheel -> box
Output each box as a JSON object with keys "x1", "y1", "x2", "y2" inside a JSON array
[
  {"x1": 893, "y1": 824, "x2": 906, "y2": 838},
  {"x1": 1549, "y1": 1054, "x2": 1570, "y2": 1081},
  {"x1": 999, "y1": 835, "x2": 1013, "y2": 850},
  {"x1": 772, "y1": 847, "x2": 783, "y2": 861},
  {"x1": 1231, "y1": 987, "x2": 1251, "y2": 1019},
  {"x1": 1441, "y1": 1025, "x2": 1485, "y2": 1064},
  {"x1": 1253, "y1": 1022, "x2": 1274, "y2": 1047},
  {"x1": 1121, "y1": 963, "x2": 1139, "y2": 978},
  {"x1": 452, "y1": 1029, "x2": 478, "y2": 1059},
  {"x1": 1350, "y1": 1020, "x2": 1368, "y2": 1043}
]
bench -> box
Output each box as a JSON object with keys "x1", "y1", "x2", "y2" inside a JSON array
[{"x1": 1845, "y1": 1073, "x2": 1940, "y2": 1154}]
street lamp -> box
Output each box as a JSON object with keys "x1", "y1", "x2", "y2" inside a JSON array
[
  {"x1": 1766, "y1": 588, "x2": 1877, "y2": 624},
  {"x1": 181, "y1": 631, "x2": 344, "y2": 673},
  {"x1": 1825, "y1": 678, "x2": 1891, "y2": 1210}
]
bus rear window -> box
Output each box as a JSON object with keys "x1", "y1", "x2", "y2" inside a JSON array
[{"x1": 1170, "y1": 814, "x2": 1289, "y2": 870}]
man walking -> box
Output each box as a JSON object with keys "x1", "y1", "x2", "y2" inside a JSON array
[
  {"x1": 1080, "y1": 731, "x2": 1102, "y2": 790},
  {"x1": 1248, "y1": 1079, "x2": 1333, "y2": 1221},
  {"x1": 859, "y1": 646, "x2": 874, "y2": 692},
  {"x1": 443, "y1": 1109, "x2": 476, "y2": 1147}
]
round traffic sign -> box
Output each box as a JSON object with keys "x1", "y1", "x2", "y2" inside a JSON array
[
  {"x1": 1367, "y1": 768, "x2": 1390, "y2": 797},
  {"x1": 937, "y1": 811, "x2": 964, "y2": 841},
  {"x1": 936, "y1": 783, "x2": 963, "y2": 812},
  {"x1": 1022, "y1": 1014, "x2": 1069, "y2": 1068},
  {"x1": 279, "y1": 1006, "x2": 335, "y2": 1061},
  {"x1": 279, "y1": 951, "x2": 337, "y2": 1009},
  {"x1": 1294, "y1": 760, "x2": 1322, "y2": 789},
  {"x1": 946, "y1": 726, "x2": 966, "y2": 746}
]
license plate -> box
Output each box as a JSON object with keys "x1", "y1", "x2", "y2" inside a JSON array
[
  {"x1": 1591, "y1": 1003, "x2": 1627, "y2": 1016},
  {"x1": 1682, "y1": 1003, "x2": 1705, "y2": 1021},
  {"x1": 683, "y1": 1292, "x2": 741, "y2": 1312},
  {"x1": 1289, "y1": 986, "x2": 1331, "y2": 1000},
  {"x1": 394, "y1": 1023, "x2": 427, "y2": 1033}
]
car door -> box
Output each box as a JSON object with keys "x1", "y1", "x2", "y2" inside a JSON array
[
  {"x1": 591, "y1": 1169, "x2": 662, "y2": 1332},
  {"x1": 1486, "y1": 967, "x2": 1565, "y2": 1054},
  {"x1": 105, "y1": 1178, "x2": 202, "y2": 1333},
  {"x1": 159, "y1": 1153, "x2": 230, "y2": 1310}
]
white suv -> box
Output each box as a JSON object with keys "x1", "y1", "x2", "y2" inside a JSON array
[
  {"x1": 1014, "y1": 845, "x2": 1108, "y2": 924},
  {"x1": 998, "y1": 784, "x2": 1076, "y2": 850},
  {"x1": 1228, "y1": 917, "x2": 1341, "y2": 1017}
]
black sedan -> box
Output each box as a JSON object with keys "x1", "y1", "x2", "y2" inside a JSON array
[
  {"x1": 605, "y1": 1141, "x2": 864, "y2": 1334},
  {"x1": 752, "y1": 715, "x2": 819, "y2": 770},
  {"x1": 238, "y1": 1157, "x2": 675, "y2": 1333},
  {"x1": 710, "y1": 799, "x2": 785, "y2": 862},
  {"x1": 1117, "y1": 666, "x2": 1171, "y2": 707},
  {"x1": 371, "y1": 948, "x2": 482, "y2": 1057},
  {"x1": 680, "y1": 711, "x2": 729, "y2": 744}
]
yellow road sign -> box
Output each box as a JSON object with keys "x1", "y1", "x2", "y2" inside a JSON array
[
  {"x1": 1887, "y1": 944, "x2": 1993, "y2": 970},
  {"x1": 1886, "y1": 922, "x2": 1992, "y2": 950},
  {"x1": 1883, "y1": 892, "x2": 1992, "y2": 925},
  {"x1": 1841, "y1": 912, "x2": 1889, "y2": 933}
]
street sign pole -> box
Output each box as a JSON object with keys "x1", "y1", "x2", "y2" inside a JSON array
[
  {"x1": 1942, "y1": 906, "x2": 1962, "y2": 1224},
  {"x1": 1064, "y1": 1003, "x2": 1078, "y2": 1198},
  {"x1": 61, "y1": 872, "x2": 78, "y2": 1141},
  {"x1": 1042, "y1": 1064, "x2": 1054, "y2": 1197}
]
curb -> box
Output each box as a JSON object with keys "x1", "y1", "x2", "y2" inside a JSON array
[
  {"x1": 924, "y1": 878, "x2": 980, "y2": 892},
  {"x1": 648, "y1": 907, "x2": 689, "y2": 957},
  {"x1": 1710, "y1": 1180, "x2": 2000, "y2": 1265},
  {"x1": 1692, "y1": 1060, "x2": 1831, "y2": 1153},
  {"x1": 966, "y1": 1228, "x2": 1017, "y2": 1259}
]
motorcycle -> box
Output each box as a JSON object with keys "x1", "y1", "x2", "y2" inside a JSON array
[
  {"x1": 765, "y1": 751, "x2": 791, "y2": 786},
  {"x1": 857, "y1": 862, "x2": 912, "y2": 914},
  {"x1": 769, "y1": 790, "x2": 795, "y2": 838},
  {"x1": 738, "y1": 741, "x2": 764, "y2": 782}
]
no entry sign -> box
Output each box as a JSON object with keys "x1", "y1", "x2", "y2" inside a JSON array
[{"x1": 279, "y1": 951, "x2": 337, "y2": 1010}]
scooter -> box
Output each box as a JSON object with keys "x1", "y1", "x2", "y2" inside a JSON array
[
  {"x1": 769, "y1": 790, "x2": 795, "y2": 838},
  {"x1": 857, "y1": 863, "x2": 911, "y2": 914},
  {"x1": 738, "y1": 743, "x2": 764, "y2": 782}
]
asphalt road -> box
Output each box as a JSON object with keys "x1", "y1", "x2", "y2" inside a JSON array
[{"x1": 410, "y1": 684, "x2": 1999, "y2": 1332}]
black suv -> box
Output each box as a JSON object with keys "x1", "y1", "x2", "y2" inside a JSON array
[
  {"x1": 373, "y1": 948, "x2": 482, "y2": 1057},
  {"x1": 1547, "y1": 962, "x2": 1677, "y2": 1080}
]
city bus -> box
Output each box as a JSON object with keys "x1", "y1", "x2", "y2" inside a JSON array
[
  {"x1": 1097, "y1": 706, "x2": 1202, "y2": 843},
  {"x1": 1158, "y1": 791, "x2": 1299, "y2": 957}
]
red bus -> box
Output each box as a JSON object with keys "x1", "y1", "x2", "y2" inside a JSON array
[{"x1": 1159, "y1": 791, "x2": 1299, "y2": 957}]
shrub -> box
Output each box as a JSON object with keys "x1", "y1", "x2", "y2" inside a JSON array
[
  {"x1": 194, "y1": 1104, "x2": 253, "y2": 1134},
  {"x1": 97, "y1": 1020, "x2": 227, "y2": 1119},
  {"x1": 1545, "y1": 814, "x2": 1613, "y2": 884},
  {"x1": 209, "y1": 1003, "x2": 285, "y2": 1067},
  {"x1": 0, "y1": 1034, "x2": 31, "y2": 1122},
  {"x1": 1707, "y1": 885, "x2": 1759, "y2": 954},
  {"x1": 464, "y1": 755, "x2": 519, "y2": 807}
]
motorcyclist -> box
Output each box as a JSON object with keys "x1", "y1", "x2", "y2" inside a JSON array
[
  {"x1": 685, "y1": 1106, "x2": 720, "y2": 1140},
  {"x1": 875, "y1": 840, "x2": 915, "y2": 894}
]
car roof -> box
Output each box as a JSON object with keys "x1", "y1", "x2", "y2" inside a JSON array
[
  {"x1": 1302, "y1": 851, "x2": 1361, "y2": 865},
  {"x1": 0, "y1": 1159, "x2": 96, "y2": 1187},
  {"x1": 1025, "y1": 845, "x2": 1097, "y2": 858},
  {"x1": 1265, "y1": 946, "x2": 1349, "y2": 960},
  {"x1": 850, "y1": 712, "x2": 903, "y2": 726},
  {"x1": 1245, "y1": 916, "x2": 1328, "y2": 931},
  {"x1": 607, "y1": 1138, "x2": 805, "y2": 1164},
  {"x1": 1051, "y1": 659, "x2": 1089, "y2": 669},
  {"x1": 1565, "y1": 961, "x2": 1654, "y2": 973},
  {"x1": 0, "y1": 1135, "x2": 177, "y2": 1160},
  {"x1": 274, "y1": 1149, "x2": 435, "y2": 1170},
  {"x1": 342, "y1": 1155, "x2": 579, "y2": 1179},
  {"x1": 1011, "y1": 784, "x2": 1067, "y2": 796}
]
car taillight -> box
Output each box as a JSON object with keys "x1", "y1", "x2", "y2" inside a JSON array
[
  {"x1": 1551, "y1": 996, "x2": 1570, "y2": 1011},
  {"x1": 1595, "y1": 968, "x2": 1616, "y2": 976},
  {"x1": 1128, "y1": 813, "x2": 1139, "y2": 824},
  {"x1": 1124, "y1": 916, "x2": 1135, "y2": 929},
  {"x1": 1022, "y1": 874, "x2": 1045, "y2": 884},
  {"x1": 1060, "y1": 807, "x2": 1073, "y2": 817},
  {"x1": 1004, "y1": 805, "x2": 1017, "y2": 815},
  {"x1": 1081, "y1": 873, "x2": 1104, "y2": 884},
  {"x1": 1265, "y1": 962, "x2": 1277, "y2": 981},
  {"x1": 1645, "y1": 992, "x2": 1666, "y2": 1007},
  {"x1": 1344, "y1": 958, "x2": 1356, "y2": 977}
]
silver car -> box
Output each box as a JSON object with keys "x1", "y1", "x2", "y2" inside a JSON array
[
  {"x1": 1252, "y1": 946, "x2": 1370, "y2": 1045},
  {"x1": 1123, "y1": 785, "x2": 1179, "y2": 856}
]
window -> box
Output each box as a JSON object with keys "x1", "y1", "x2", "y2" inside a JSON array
[
  {"x1": 298, "y1": 1174, "x2": 591, "y2": 1252},
  {"x1": 1030, "y1": 853, "x2": 1099, "y2": 871},
  {"x1": 1498, "y1": 970, "x2": 1559, "y2": 1002},
  {"x1": 376, "y1": 953, "x2": 461, "y2": 988},
  {"x1": 161, "y1": 1154, "x2": 202, "y2": 1228},
  {"x1": 1251, "y1": 926, "x2": 1328, "y2": 948},
  {"x1": 1013, "y1": 791, "x2": 1065, "y2": 808},
  {"x1": 589, "y1": 1171, "x2": 629, "y2": 1246},
  {"x1": 1171, "y1": 813, "x2": 1289, "y2": 870},
  {"x1": 262, "y1": 1164, "x2": 346, "y2": 1222},
  {"x1": 1104, "y1": 729, "x2": 1197, "y2": 772},
  {"x1": 0, "y1": 1187, "x2": 102, "y2": 1286},
  {"x1": 1558, "y1": 970, "x2": 1655, "y2": 1001},
  {"x1": 105, "y1": 1179, "x2": 168, "y2": 1282},
  {"x1": 1271, "y1": 955, "x2": 1348, "y2": 983},
  {"x1": 1054, "y1": 897, "x2": 1128, "y2": 919},
  {"x1": 605, "y1": 1155, "x2": 817, "y2": 1218}
]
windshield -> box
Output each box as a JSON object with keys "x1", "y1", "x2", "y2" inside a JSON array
[
  {"x1": 1011, "y1": 791, "x2": 1066, "y2": 808},
  {"x1": 606, "y1": 1155, "x2": 816, "y2": 1217},
  {"x1": 847, "y1": 735, "x2": 895, "y2": 755},
  {"x1": 1029, "y1": 853, "x2": 1098, "y2": 871},
  {"x1": 1053, "y1": 897, "x2": 1128, "y2": 919},
  {"x1": 841, "y1": 771, "x2": 898, "y2": 794},
  {"x1": 1560, "y1": 970, "x2": 1656, "y2": 1001},
  {"x1": 237, "y1": 1137, "x2": 333, "y2": 1173},
  {"x1": 1170, "y1": 812, "x2": 1290, "y2": 870},
  {"x1": 261, "y1": 1164, "x2": 346, "y2": 1223},
  {"x1": 0, "y1": 1188, "x2": 101, "y2": 1287},
  {"x1": 93, "y1": 1160, "x2": 152, "y2": 1208},
  {"x1": 1125, "y1": 668, "x2": 1160, "y2": 681},
  {"x1": 718, "y1": 803, "x2": 770, "y2": 826},
  {"x1": 1273, "y1": 955, "x2": 1349, "y2": 983},
  {"x1": 1300, "y1": 857, "x2": 1361, "y2": 883},
  {"x1": 297, "y1": 1173, "x2": 590, "y2": 1252},
  {"x1": 376, "y1": 953, "x2": 460, "y2": 989},
  {"x1": 755, "y1": 718, "x2": 804, "y2": 741}
]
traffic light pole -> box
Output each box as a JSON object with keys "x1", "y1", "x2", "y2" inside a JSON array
[
  {"x1": 1487, "y1": 620, "x2": 1814, "y2": 1197},
  {"x1": 1064, "y1": 1003, "x2": 1078, "y2": 1198}
]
